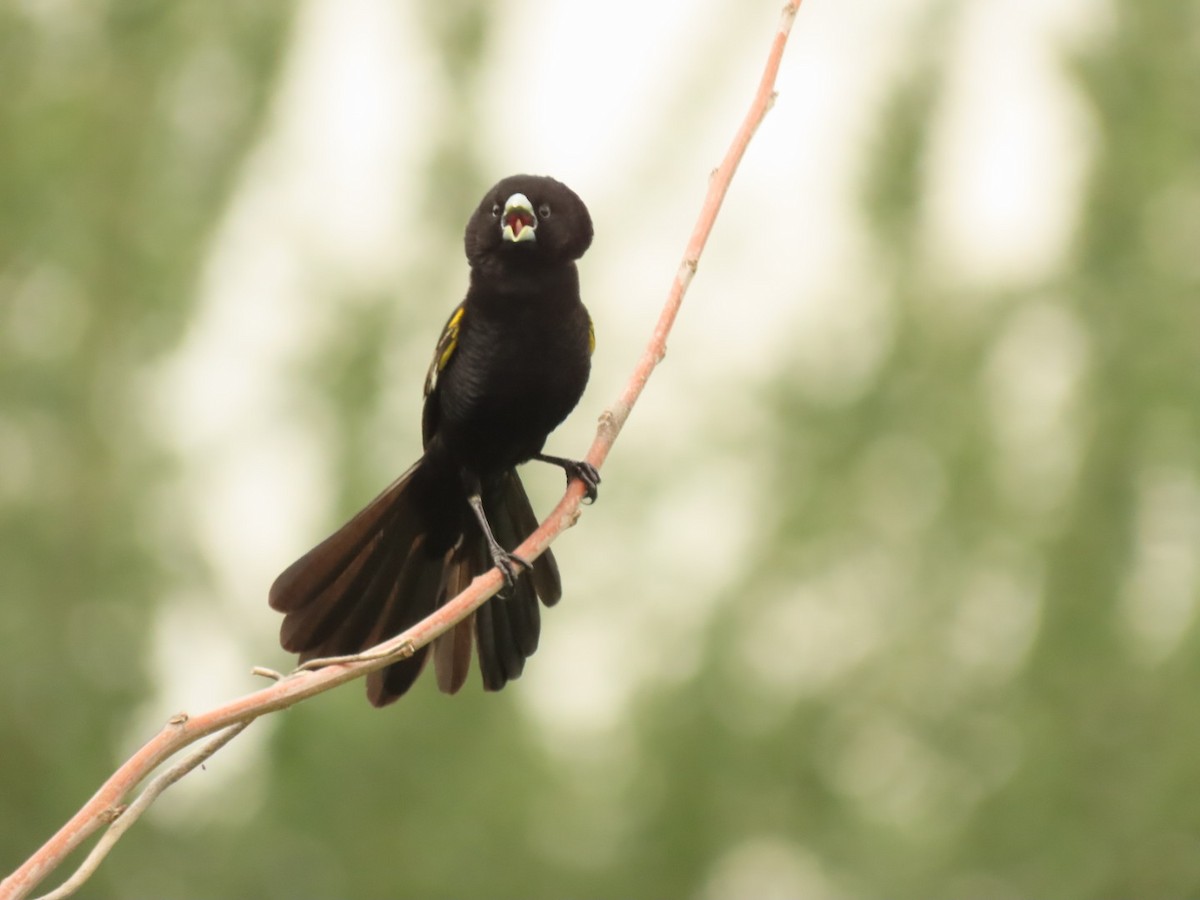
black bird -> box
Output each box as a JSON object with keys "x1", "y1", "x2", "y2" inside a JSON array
[{"x1": 269, "y1": 174, "x2": 599, "y2": 707}]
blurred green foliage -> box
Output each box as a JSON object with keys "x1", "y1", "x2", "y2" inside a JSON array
[
  {"x1": 2, "y1": 0, "x2": 1199, "y2": 898},
  {"x1": 0, "y1": 0, "x2": 290, "y2": 892}
]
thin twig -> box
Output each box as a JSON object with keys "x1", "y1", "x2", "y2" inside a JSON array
[
  {"x1": 293, "y1": 639, "x2": 415, "y2": 672},
  {"x1": 586, "y1": 1, "x2": 798, "y2": 465},
  {"x1": 0, "y1": 5, "x2": 802, "y2": 898},
  {"x1": 33, "y1": 724, "x2": 250, "y2": 900}
]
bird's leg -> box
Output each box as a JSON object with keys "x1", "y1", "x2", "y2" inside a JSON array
[
  {"x1": 463, "y1": 474, "x2": 530, "y2": 593},
  {"x1": 534, "y1": 453, "x2": 601, "y2": 503}
]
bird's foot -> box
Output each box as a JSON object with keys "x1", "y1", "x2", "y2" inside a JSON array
[
  {"x1": 489, "y1": 544, "x2": 531, "y2": 596},
  {"x1": 535, "y1": 454, "x2": 601, "y2": 503},
  {"x1": 564, "y1": 460, "x2": 601, "y2": 503}
]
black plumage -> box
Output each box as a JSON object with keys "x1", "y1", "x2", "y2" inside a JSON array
[{"x1": 268, "y1": 174, "x2": 599, "y2": 706}]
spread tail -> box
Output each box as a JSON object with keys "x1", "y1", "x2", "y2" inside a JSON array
[{"x1": 268, "y1": 459, "x2": 561, "y2": 706}]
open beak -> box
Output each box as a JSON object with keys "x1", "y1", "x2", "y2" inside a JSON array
[{"x1": 500, "y1": 193, "x2": 537, "y2": 243}]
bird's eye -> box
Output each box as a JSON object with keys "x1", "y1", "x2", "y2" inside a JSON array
[
  {"x1": 538, "y1": 204, "x2": 552, "y2": 219},
  {"x1": 491, "y1": 203, "x2": 501, "y2": 217}
]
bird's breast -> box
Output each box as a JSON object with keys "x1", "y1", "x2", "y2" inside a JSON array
[{"x1": 434, "y1": 295, "x2": 591, "y2": 471}]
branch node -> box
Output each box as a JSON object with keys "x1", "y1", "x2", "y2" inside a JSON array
[
  {"x1": 98, "y1": 805, "x2": 126, "y2": 825},
  {"x1": 167, "y1": 712, "x2": 189, "y2": 726},
  {"x1": 251, "y1": 666, "x2": 285, "y2": 681},
  {"x1": 597, "y1": 408, "x2": 624, "y2": 444}
]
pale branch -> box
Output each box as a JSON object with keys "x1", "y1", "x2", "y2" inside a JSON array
[
  {"x1": 32, "y1": 723, "x2": 250, "y2": 900},
  {"x1": 1, "y1": 4, "x2": 803, "y2": 898}
]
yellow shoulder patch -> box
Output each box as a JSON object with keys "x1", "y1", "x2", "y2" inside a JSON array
[
  {"x1": 587, "y1": 315, "x2": 595, "y2": 357},
  {"x1": 425, "y1": 304, "x2": 465, "y2": 396},
  {"x1": 439, "y1": 306, "x2": 465, "y2": 370}
]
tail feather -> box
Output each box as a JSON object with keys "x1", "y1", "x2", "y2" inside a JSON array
[
  {"x1": 269, "y1": 464, "x2": 419, "y2": 613},
  {"x1": 498, "y1": 470, "x2": 562, "y2": 606},
  {"x1": 489, "y1": 483, "x2": 541, "y2": 659},
  {"x1": 298, "y1": 521, "x2": 417, "y2": 664},
  {"x1": 473, "y1": 596, "x2": 503, "y2": 690},
  {"x1": 278, "y1": 476, "x2": 423, "y2": 656},
  {"x1": 432, "y1": 614, "x2": 474, "y2": 695},
  {"x1": 366, "y1": 535, "x2": 445, "y2": 706},
  {"x1": 268, "y1": 457, "x2": 566, "y2": 704},
  {"x1": 433, "y1": 539, "x2": 482, "y2": 694},
  {"x1": 284, "y1": 529, "x2": 396, "y2": 656},
  {"x1": 482, "y1": 573, "x2": 530, "y2": 686},
  {"x1": 473, "y1": 471, "x2": 556, "y2": 690},
  {"x1": 506, "y1": 578, "x2": 541, "y2": 660}
]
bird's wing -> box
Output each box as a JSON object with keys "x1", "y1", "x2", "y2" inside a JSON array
[{"x1": 424, "y1": 302, "x2": 466, "y2": 397}]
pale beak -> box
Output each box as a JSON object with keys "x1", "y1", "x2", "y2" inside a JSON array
[{"x1": 501, "y1": 193, "x2": 537, "y2": 243}]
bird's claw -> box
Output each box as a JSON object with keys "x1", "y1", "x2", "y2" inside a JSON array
[
  {"x1": 491, "y1": 547, "x2": 532, "y2": 596},
  {"x1": 534, "y1": 453, "x2": 602, "y2": 503},
  {"x1": 564, "y1": 461, "x2": 601, "y2": 504}
]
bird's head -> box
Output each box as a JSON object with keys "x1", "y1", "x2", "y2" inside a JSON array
[{"x1": 464, "y1": 174, "x2": 593, "y2": 270}]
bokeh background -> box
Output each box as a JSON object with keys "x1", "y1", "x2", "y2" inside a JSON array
[{"x1": 3, "y1": 0, "x2": 1199, "y2": 897}]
